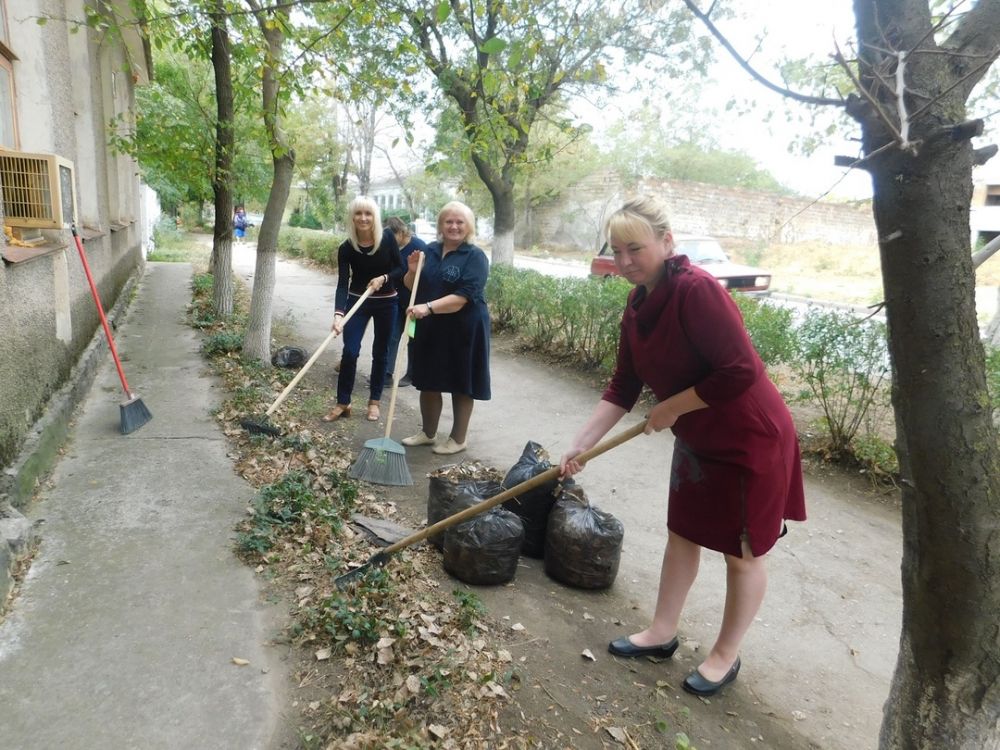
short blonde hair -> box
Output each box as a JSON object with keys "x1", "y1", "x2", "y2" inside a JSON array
[
  {"x1": 345, "y1": 196, "x2": 384, "y2": 251},
  {"x1": 604, "y1": 195, "x2": 672, "y2": 246},
  {"x1": 436, "y1": 201, "x2": 476, "y2": 244}
]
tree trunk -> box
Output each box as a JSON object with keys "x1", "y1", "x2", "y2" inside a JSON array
[
  {"x1": 489, "y1": 184, "x2": 516, "y2": 265},
  {"x1": 244, "y1": 151, "x2": 294, "y2": 361},
  {"x1": 210, "y1": 2, "x2": 234, "y2": 318},
  {"x1": 471, "y1": 154, "x2": 516, "y2": 265},
  {"x1": 872, "y1": 142, "x2": 1000, "y2": 749},
  {"x1": 849, "y1": 5, "x2": 1000, "y2": 746},
  {"x1": 243, "y1": 4, "x2": 295, "y2": 364}
]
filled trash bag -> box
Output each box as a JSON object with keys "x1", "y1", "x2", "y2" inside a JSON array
[
  {"x1": 271, "y1": 346, "x2": 308, "y2": 368},
  {"x1": 443, "y1": 508, "x2": 524, "y2": 586},
  {"x1": 427, "y1": 462, "x2": 505, "y2": 550},
  {"x1": 501, "y1": 441, "x2": 566, "y2": 558},
  {"x1": 545, "y1": 485, "x2": 624, "y2": 590}
]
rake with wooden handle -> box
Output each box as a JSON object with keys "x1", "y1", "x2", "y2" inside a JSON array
[{"x1": 241, "y1": 286, "x2": 375, "y2": 436}]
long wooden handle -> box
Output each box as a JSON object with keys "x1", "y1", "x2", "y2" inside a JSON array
[
  {"x1": 382, "y1": 252, "x2": 424, "y2": 437},
  {"x1": 382, "y1": 420, "x2": 647, "y2": 555},
  {"x1": 265, "y1": 286, "x2": 375, "y2": 416}
]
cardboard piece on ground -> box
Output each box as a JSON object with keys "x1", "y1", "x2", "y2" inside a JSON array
[{"x1": 351, "y1": 514, "x2": 416, "y2": 546}]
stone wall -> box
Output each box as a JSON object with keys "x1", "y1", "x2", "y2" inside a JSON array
[{"x1": 517, "y1": 170, "x2": 878, "y2": 251}]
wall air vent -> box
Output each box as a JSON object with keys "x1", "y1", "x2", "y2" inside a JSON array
[{"x1": 0, "y1": 149, "x2": 77, "y2": 229}]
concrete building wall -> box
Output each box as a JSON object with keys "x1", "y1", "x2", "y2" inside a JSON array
[
  {"x1": 0, "y1": 1, "x2": 147, "y2": 504},
  {"x1": 518, "y1": 170, "x2": 879, "y2": 252}
]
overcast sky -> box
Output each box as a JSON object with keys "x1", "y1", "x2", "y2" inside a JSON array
[{"x1": 373, "y1": 2, "x2": 999, "y2": 200}]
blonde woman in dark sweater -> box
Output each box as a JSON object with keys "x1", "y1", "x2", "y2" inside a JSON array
[{"x1": 322, "y1": 196, "x2": 404, "y2": 423}]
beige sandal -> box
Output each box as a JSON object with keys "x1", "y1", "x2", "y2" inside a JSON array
[
  {"x1": 321, "y1": 404, "x2": 351, "y2": 422},
  {"x1": 366, "y1": 400, "x2": 380, "y2": 422}
]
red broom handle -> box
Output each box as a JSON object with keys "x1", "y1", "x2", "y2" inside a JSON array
[{"x1": 71, "y1": 227, "x2": 133, "y2": 398}]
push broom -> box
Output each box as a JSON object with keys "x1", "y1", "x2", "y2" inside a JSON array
[
  {"x1": 71, "y1": 226, "x2": 152, "y2": 435},
  {"x1": 348, "y1": 253, "x2": 424, "y2": 485},
  {"x1": 336, "y1": 420, "x2": 648, "y2": 589},
  {"x1": 241, "y1": 286, "x2": 375, "y2": 437}
]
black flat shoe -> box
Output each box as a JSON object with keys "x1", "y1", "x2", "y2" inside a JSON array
[
  {"x1": 608, "y1": 635, "x2": 679, "y2": 658},
  {"x1": 682, "y1": 657, "x2": 741, "y2": 697}
]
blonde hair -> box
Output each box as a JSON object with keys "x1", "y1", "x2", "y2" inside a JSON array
[
  {"x1": 436, "y1": 201, "x2": 476, "y2": 244},
  {"x1": 345, "y1": 196, "x2": 384, "y2": 251},
  {"x1": 604, "y1": 195, "x2": 672, "y2": 246}
]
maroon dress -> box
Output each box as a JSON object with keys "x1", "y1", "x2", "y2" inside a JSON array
[{"x1": 603, "y1": 256, "x2": 806, "y2": 557}]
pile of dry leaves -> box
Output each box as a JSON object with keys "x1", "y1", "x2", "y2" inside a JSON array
[{"x1": 190, "y1": 281, "x2": 538, "y2": 749}]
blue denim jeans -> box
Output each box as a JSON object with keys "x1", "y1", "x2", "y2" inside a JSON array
[
  {"x1": 336, "y1": 295, "x2": 396, "y2": 405},
  {"x1": 384, "y1": 301, "x2": 413, "y2": 380}
]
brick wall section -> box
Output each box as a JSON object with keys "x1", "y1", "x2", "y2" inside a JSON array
[{"x1": 518, "y1": 170, "x2": 878, "y2": 251}]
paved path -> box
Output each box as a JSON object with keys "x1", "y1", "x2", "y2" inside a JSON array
[{"x1": 0, "y1": 263, "x2": 286, "y2": 750}]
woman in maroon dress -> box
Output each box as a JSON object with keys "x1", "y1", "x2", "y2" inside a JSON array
[{"x1": 559, "y1": 196, "x2": 805, "y2": 697}]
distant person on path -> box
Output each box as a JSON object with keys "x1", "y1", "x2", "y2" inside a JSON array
[
  {"x1": 400, "y1": 201, "x2": 491, "y2": 455},
  {"x1": 233, "y1": 206, "x2": 248, "y2": 244},
  {"x1": 383, "y1": 216, "x2": 428, "y2": 388},
  {"x1": 559, "y1": 195, "x2": 805, "y2": 698},
  {"x1": 322, "y1": 196, "x2": 404, "y2": 423}
]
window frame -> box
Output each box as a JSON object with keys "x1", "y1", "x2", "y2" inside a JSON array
[{"x1": 0, "y1": 0, "x2": 18, "y2": 150}]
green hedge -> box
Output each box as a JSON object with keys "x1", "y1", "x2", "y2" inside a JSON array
[
  {"x1": 486, "y1": 266, "x2": 631, "y2": 372},
  {"x1": 277, "y1": 226, "x2": 340, "y2": 267}
]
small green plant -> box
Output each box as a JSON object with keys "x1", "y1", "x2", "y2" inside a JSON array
[
  {"x1": 202, "y1": 331, "x2": 244, "y2": 355},
  {"x1": 419, "y1": 667, "x2": 453, "y2": 697},
  {"x1": 305, "y1": 567, "x2": 395, "y2": 646},
  {"x1": 453, "y1": 588, "x2": 486, "y2": 631},
  {"x1": 851, "y1": 433, "x2": 899, "y2": 485},
  {"x1": 793, "y1": 309, "x2": 890, "y2": 456},
  {"x1": 675, "y1": 732, "x2": 696, "y2": 750}
]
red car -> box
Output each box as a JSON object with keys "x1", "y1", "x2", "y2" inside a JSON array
[{"x1": 590, "y1": 235, "x2": 772, "y2": 296}]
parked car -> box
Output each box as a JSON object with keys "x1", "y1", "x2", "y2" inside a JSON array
[{"x1": 590, "y1": 234, "x2": 772, "y2": 295}]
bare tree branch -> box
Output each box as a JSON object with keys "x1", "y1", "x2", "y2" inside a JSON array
[{"x1": 680, "y1": 0, "x2": 845, "y2": 107}]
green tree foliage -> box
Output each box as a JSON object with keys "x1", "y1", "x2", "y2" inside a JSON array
[
  {"x1": 377, "y1": 0, "x2": 703, "y2": 264},
  {"x1": 285, "y1": 98, "x2": 348, "y2": 229},
  {"x1": 109, "y1": 45, "x2": 270, "y2": 215}
]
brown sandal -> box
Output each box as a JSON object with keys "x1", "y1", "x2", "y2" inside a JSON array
[
  {"x1": 366, "y1": 400, "x2": 380, "y2": 422},
  {"x1": 322, "y1": 404, "x2": 351, "y2": 422}
]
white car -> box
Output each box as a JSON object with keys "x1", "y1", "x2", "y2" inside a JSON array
[{"x1": 591, "y1": 234, "x2": 772, "y2": 295}]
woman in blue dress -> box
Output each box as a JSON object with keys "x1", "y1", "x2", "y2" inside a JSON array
[{"x1": 400, "y1": 201, "x2": 491, "y2": 455}]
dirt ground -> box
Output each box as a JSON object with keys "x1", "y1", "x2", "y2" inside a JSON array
[{"x1": 227, "y1": 244, "x2": 905, "y2": 750}]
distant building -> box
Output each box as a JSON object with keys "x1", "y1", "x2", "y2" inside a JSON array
[
  {"x1": 971, "y1": 167, "x2": 1000, "y2": 247},
  {"x1": 369, "y1": 177, "x2": 409, "y2": 214}
]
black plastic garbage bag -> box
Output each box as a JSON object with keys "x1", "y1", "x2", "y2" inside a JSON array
[
  {"x1": 443, "y1": 508, "x2": 524, "y2": 586},
  {"x1": 501, "y1": 441, "x2": 567, "y2": 558},
  {"x1": 545, "y1": 485, "x2": 624, "y2": 590},
  {"x1": 427, "y1": 462, "x2": 505, "y2": 550},
  {"x1": 271, "y1": 346, "x2": 308, "y2": 368}
]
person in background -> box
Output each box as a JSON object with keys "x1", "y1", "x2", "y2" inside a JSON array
[
  {"x1": 399, "y1": 201, "x2": 491, "y2": 455},
  {"x1": 383, "y1": 216, "x2": 428, "y2": 388},
  {"x1": 322, "y1": 196, "x2": 404, "y2": 423},
  {"x1": 559, "y1": 195, "x2": 805, "y2": 698},
  {"x1": 233, "y1": 206, "x2": 248, "y2": 245}
]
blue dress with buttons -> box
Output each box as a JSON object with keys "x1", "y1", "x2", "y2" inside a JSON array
[{"x1": 411, "y1": 241, "x2": 491, "y2": 400}]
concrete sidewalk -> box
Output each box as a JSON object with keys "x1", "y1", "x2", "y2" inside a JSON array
[{"x1": 0, "y1": 263, "x2": 286, "y2": 749}]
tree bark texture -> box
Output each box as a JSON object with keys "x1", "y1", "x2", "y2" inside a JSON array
[
  {"x1": 210, "y1": 2, "x2": 235, "y2": 318},
  {"x1": 848, "y1": 1, "x2": 1000, "y2": 747},
  {"x1": 243, "y1": 5, "x2": 295, "y2": 364}
]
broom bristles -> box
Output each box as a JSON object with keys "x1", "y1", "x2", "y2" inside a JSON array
[
  {"x1": 349, "y1": 438, "x2": 412, "y2": 486},
  {"x1": 120, "y1": 394, "x2": 152, "y2": 435}
]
